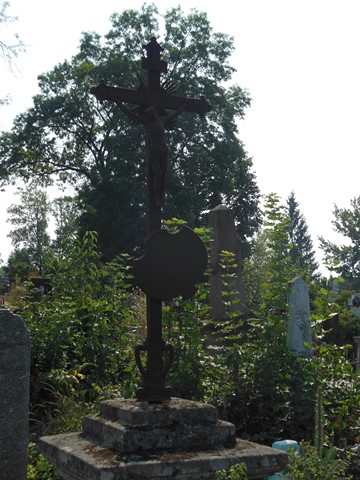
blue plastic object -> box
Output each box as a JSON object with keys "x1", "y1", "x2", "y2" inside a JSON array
[
  {"x1": 267, "y1": 440, "x2": 300, "y2": 479},
  {"x1": 272, "y1": 439, "x2": 300, "y2": 455}
]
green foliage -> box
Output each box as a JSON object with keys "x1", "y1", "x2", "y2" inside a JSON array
[
  {"x1": 0, "y1": 4, "x2": 261, "y2": 259},
  {"x1": 28, "y1": 443, "x2": 59, "y2": 480},
  {"x1": 243, "y1": 193, "x2": 320, "y2": 316},
  {"x1": 0, "y1": 1, "x2": 24, "y2": 68},
  {"x1": 0, "y1": 264, "x2": 8, "y2": 293},
  {"x1": 243, "y1": 194, "x2": 297, "y2": 316},
  {"x1": 338, "y1": 308, "x2": 360, "y2": 345},
  {"x1": 42, "y1": 388, "x2": 95, "y2": 436},
  {"x1": 286, "y1": 441, "x2": 351, "y2": 480},
  {"x1": 286, "y1": 191, "x2": 319, "y2": 281},
  {"x1": 13, "y1": 215, "x2": 360, "y2": 478},
  {"x1": 312, "y1": 343, "x2": 360, "y2": 448},
  {"x1": 6, "y1": 247, "x2": 33, "y2": 283},
  {"x1": 20, "y1": 231, "x2": 140, "y2": 424},
  {"x1": 320, "y1": 196, "x2": 360, "y2": 289},
  {"x1": 203, "y1": 320, "x2": 316, "y2": 444},
  {"x1": 51, "y1": 195, "x2": 79, "y2": 254},
  {"x1": 215, "y1": 462, "x2": 248, "y2": 480},
  {"x1": 162, "y1": 218, "x2": 212, "y2": 399},
  {"x1": 7, "y1": 186, "x2": 52, "y2": 275}
]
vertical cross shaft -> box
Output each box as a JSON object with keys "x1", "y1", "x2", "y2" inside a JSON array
[
  {"x1": 90, "y1": 37, "x2": 211, "y2": 403},
  {"x1": 137, "y1": 38, "x2": 172, "y2": 401}
]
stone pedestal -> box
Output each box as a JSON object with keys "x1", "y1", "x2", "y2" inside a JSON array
[{"x1": 39, "y1": 398, "x2": 287, "y2": 479}]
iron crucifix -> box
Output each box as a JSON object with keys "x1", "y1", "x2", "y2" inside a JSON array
[{"x1": 90, "y1": 37, "x2": 211, "y2": 402}]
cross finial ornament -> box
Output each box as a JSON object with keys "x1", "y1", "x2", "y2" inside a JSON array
[{"x1": 91, "y1": 38, "x2": 210, "y2": 402}]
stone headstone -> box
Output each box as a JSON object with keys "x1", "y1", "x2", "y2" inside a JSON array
[
  {"x1": 287, "y1": 278, "x2": 312, "y2": 357},
  {"x1": 349, "y1": 293, "x2": 360, "y2": 317},
  {"x1": 0, "y1": 309, "x2": 30, "y2": 479},
  {"x1": 209, "y1": 205, "x2": 247, "y2": 321}
]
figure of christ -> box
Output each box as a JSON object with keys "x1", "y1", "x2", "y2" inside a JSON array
[{"x1": 116, "y1": 100, "x2": 189, "y2": 206}]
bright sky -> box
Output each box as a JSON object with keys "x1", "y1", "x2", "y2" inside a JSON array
[{"x1": 1, "y1": 0, "x2": 360, "y2": 275}]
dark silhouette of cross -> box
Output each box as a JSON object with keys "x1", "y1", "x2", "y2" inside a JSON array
[{"x1": 90, "y1": 37, "x2": 211, "y2": 402}]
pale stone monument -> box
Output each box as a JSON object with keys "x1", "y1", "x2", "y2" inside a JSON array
[
  {"x1": 349, "y1": 293, "x2": 360, "y2": 317},
  {"x1": 0, "y1": 309, "x2": 30, "y2": 480},
  {"x1": 287, "y1": 277, "x2": 312, "y2": 357},
  {"x1": 209, "y1": 205, "x2": 247, "y2": 321}
]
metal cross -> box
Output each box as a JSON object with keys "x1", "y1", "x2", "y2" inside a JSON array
[{"x1": 91, "y1": 37, "x2": 211, "y2": 402}]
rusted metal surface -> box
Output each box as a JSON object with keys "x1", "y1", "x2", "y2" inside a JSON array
[{"x1": 91, "y1": 37, "x2": 210, "y2": 402}]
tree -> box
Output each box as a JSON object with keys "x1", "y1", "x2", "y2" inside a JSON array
[
  {"x1": 243, "y1": 194, "x2": 294, "y2": 315},
  {"x1": 286, "y1": 191, "x2": 319, "y2": 280},
  {"x1": 7, "y1": 187, "x2": 51, "y2": 275},
  {"x1": 0, "y1": 1, "x2": 24, "y2": 108},
  {"x1": 0, "y1": 262, "x2": 7, "y2": 293},
  {"x1": 51, "y1": 195, "x2": 79, "y2": 254},
  {"x1": 319, "y1": 196, "x2": 360, "y2": 289},
  {"x1": 244, "y1": 193, "x2": 319, "y2": 315},
  {"x1": 0, "y1": 4, "x2": 261, "y2": 259},
  {"x1": 6, "y1": 248, "x2": 32, "y2": 283},
  {"x1": 0, "y1": 1, "x2": 24, "y2": 68}
]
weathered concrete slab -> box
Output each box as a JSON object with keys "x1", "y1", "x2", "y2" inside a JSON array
[
  {"x1": 83, "y1": 397, "x2": 235, "y2": 453},
  {"x1": 39, "y1": 397, "x2": 287, "y2": 479},
  {"x1": 83, "y1": 414, "x2": 235, "y2": 453},
  {"x1": 100, "y1": 398, "x2": 218, "y2": 426},
  {"x1": 39, "y1": 433, "x2": 288, "y2": 480}
]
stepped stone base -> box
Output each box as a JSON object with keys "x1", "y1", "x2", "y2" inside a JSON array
[{"x1": 39, "y1": 398, "x2": 287, "y2": 480}]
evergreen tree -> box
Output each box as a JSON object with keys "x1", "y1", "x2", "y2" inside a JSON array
[
  {"x1": 244, "y1": 193, "x2": 295, "y2": 315},
  {"x1": 244, "y1": 193, "x2": 319, "y2": 314},
  {"x1": 286, "y1": 191, "x2": 319, "y2": 280}
]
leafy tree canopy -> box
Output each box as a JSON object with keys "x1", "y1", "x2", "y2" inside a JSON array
[
  {"x1": 0, "y1": 4, "x2": 261, "y2": 258},
  {"x1": 7, "y1": 186, "x2": 51, "y2": 275},
  {"x1": 244, "y1": 193, "x2": 319, "y2": 315},
  {"x1": 319, "y1": 196, "x2": 360, "y2": 289},
  {"x1": 0, "y1": 1, "x2": 24, "y2": 68}
]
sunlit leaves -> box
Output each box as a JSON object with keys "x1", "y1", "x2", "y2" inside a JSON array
[{"x1": 319, "y1": 196, "x2": 360, "y2": 288}]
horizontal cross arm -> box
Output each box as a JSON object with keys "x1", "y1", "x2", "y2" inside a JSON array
[
  {"x1": 90, "y1": 81, "x2": 211, "y2": 115},
  {"x1": 90, "y1": 81, "x2": 146, "y2": 106}
]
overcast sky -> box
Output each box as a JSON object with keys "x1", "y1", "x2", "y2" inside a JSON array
[{"x1": 1, "y1": 0, "x2": 360, "y2": 274}]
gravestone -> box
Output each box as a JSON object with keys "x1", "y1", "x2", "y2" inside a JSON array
[
  {"x1": 349, "y1": 293, "x2": 360, "y2": 317},
  {"x1": 209, "y1": 205, "x2": 247, "y2": 321},
  {"x1": 0, "y1": 309, "x2": 30, "y2": 480},
  {"x1": 287, "y1": 277, "x2": 312, "y2": 357}
]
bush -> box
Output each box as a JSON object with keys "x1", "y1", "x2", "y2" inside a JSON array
[
  {"x1": 286, "y1": 441, "x2": 351, "y2": 479},
  {"x1": 19, "y1": 232, "x2": 141, "y2": 430},
  {"x1": 215, "y1": 463, "x2": 248, "y2": 479}
]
